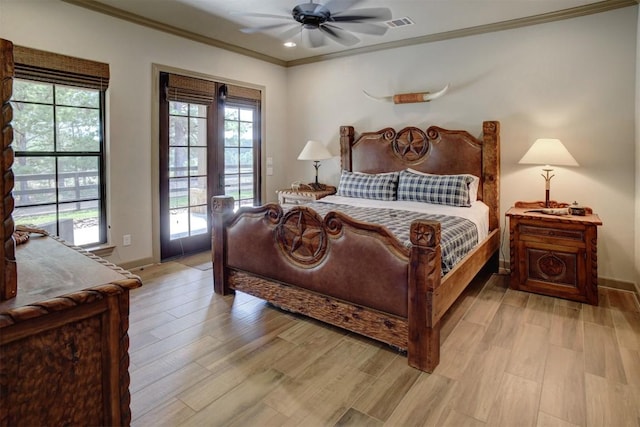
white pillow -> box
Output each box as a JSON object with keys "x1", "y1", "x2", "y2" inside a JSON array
[{"x1": 406, "y1": 168, "x2": 480, "y2": 202}]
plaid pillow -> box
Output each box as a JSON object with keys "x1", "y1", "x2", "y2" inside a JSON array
[
  {"x1": 337, "y1": 171, "x2": 399, "y2": 201},
  {"x1": 407, "y1": 169, "x2": 480, "y2": 202},
  {"x1": 397, "y1": 170, "x2": 473, "y2": 207}
]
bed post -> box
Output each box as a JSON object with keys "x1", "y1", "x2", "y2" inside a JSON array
[
  {"x1": 482, "y1": 121, "x2": 500, "y2": 231},
  {"x1": 407, "y1": 220, "x2": 442, "y2": 372},
  {"x1": 340, "y1": 126, "x2": 354, "y2": 171},
  {"x1": 211, "y1": 195, "x2": 235, "y2": 295}
]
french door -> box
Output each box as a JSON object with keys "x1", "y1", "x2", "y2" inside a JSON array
[{"x1": 159, "y1": 72, "x2": 261, "y2": 260}]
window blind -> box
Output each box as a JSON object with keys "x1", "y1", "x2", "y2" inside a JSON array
[
  {"x1": 165, "y1": 74, "x2": 216, "y2": 105},
  {"x1": 164, "y1": 74, "x2": 261, "y2": 105},
  {"x1": 13, "y1": 45, "x2": 109, "y2": 90},
  {"x1": 227, "y1": 84, "x2": 261, "y2": 101}
]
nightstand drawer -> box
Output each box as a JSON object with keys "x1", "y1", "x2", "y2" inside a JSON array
[{"x1": 519, "y1": 224, "x2": 585, "y2": 241}]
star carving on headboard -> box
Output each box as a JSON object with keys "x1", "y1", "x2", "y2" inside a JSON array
[
  {"x1": 393, "y1": 127, "x2": 429, "y2": 163},
  {"x1": 276, "y1": 208, "x2": 328, "y2": 266}
]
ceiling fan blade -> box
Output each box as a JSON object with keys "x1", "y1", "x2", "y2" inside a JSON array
[
  {"x1": 307, "y1": 29, "x2": 327, "y2": 48},
  {"x1": 321, "y1": 0, "x2": 365, "y2": 15},
  {"x1": 280, "y1": 24, "x2": 304, "y2": 39},
  {"x1": 331, "y1": 8, "x2": 392, "y2": 22},
  {"x1": 231, "y1": 11, "x2": 291, "y2": 20},
  {"x1": 240, "y1": 23, "x2": 295, "y2": 34},
  {"x1": 319, "y1": 23, "x2": 360, "y2": 46},
  {"x1": 336, "y1": 21, "x2": 388, "y2": 36}
]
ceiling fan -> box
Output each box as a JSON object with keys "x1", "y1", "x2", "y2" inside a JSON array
[{"x1": 238, "y1": 0, "x2": 392, "y2": 48}]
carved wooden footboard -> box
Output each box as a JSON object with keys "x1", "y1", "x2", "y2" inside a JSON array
[
  {"x1": 212, "y1": 198, "x2": 448, "y2": 371},
  {"x1": 211, "y1": 121, "x2": 500, "y2": 372}
]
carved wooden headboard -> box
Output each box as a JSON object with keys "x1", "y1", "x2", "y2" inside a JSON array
[
  {"x1": 1, "y1": 38, "x2": 17, "y2": 300},
  {"x1": 339, "y1": 121, "x2": 500, "y2": 231}
]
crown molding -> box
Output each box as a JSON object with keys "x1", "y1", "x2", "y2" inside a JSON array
[
  {"x1": 63, "y1": 0, "x2": 637, "y2": 68},
  {"x1": 61, "y1": 0, "x2": 287, "y2": 67}
]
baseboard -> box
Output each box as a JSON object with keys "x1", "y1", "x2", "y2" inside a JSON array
[
  {"x1": 598, "y1": 276, "x2": 639, "y2": 294},
  {"x1": 117, "y1": 257, "x2": 156, "y2": 272}
]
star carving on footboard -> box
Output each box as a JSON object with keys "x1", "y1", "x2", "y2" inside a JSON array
[
  {"x1": 276, "y1": 207, "x2": 328, "y2": 266},
  {"x1": 411, "y1": 222, "x2": 439, "y2": 247}
]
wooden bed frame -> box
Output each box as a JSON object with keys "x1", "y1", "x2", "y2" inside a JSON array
[{"x1": 212, "y1": 121, "x2": 500, "y2": 372}]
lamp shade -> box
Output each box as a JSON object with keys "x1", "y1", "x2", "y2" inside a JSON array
[
  {"x1": 297, "y1": 140, "x2": 332, "y2": 161},
  {"x1": 519, "y1": 138, "x2": 578, "y2": 167}
]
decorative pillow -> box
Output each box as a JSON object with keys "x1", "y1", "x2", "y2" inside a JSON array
[
  {"x1": 398, "y1": 169, "x2": 473, "y2": 207},
  {"x1": 406, "y1": 168, "x2": 480, "y2": 202},
  {"x1": 337, "y1": 170, "x2": 400, "y2": 201}
]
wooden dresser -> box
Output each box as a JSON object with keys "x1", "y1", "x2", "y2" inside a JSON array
[{"x1": 0, "y1": 236, "x2": 142, "y2": 426}]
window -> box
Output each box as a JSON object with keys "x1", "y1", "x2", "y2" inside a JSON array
[{"x1": 10, "y1": 46, "x2": 109, "y2": 247}]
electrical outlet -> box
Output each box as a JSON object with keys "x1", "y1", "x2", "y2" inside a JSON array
[{"x1": 123, "y1": 234, "x2": 131, "y2": 246}]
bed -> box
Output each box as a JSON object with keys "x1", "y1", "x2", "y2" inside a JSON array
[{"x1": 211, "y1": 120, "x2": 500, "y2": 372}]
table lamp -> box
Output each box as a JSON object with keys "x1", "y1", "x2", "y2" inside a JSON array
[
  {"x1": 518, "y1": 138, "x2": 578, "y2": 207},
  {"x1": 297, "y1": 140, "x2": 332, "y2": 190}
]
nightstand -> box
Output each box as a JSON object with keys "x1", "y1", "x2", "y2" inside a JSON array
[
  {"x1": 276, "y1": 186, "x2": 336, "y2": 208},
  {"x1": 506, "y1": 201, "x2": 602, "y2": 305}
]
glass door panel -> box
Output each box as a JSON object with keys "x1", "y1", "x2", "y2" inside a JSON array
[
  {"x1": 168, "y1": 101, "x2": 208, "y2": 241},
  {"x1": 223, "y1": 104, "x2": 259, "y2": 209},
  {"x1": 160, "y1": 80, "x2": 215, "y2": 261}
]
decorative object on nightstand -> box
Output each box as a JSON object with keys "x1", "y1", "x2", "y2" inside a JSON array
[
  {"x1": 277, "y1": 186, "x2": 336, "y2": 208},
  {"x1": 297, "y1": 140, "x2": 332, "y2": 190},
  {"x1": 518, "y1": 138, "x2": 578, "y2": 208},
  {"x1": 506, "y1": 200, "x2": 602, "y2": 305}
]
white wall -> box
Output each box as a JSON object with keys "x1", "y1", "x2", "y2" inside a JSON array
[
  {"x1": 0, "y1": 0, "x2": 290, "y2": 266},
  {"x1": 285, "y1": 7, "x2": 639, "y2": 284}
]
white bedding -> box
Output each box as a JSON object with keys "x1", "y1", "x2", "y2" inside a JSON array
[{"x1": 317, "y1": 195, "x2": 490, "y2": 242}]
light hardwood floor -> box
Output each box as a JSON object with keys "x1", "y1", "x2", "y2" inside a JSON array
[{"x1": 128, "y1": 252, "x2": 640, "y2": 426}]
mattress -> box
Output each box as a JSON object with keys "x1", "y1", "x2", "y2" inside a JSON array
[{"x1": 301, "y1": 195, "x2": 490, "y2": 274}]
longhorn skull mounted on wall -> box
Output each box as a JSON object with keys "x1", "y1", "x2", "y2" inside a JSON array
[{"x1": 363, "y1": 84, "x2": 449, "y2": 104}]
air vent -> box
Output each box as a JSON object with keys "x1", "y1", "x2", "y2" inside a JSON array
[{"x1": 385, "y1": 17, "x2": 414, "y2": 28}]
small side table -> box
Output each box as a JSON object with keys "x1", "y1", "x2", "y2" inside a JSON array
[
  {"x1": 506, "y1": 201, "x2": 602, "y2": 305},
  {"x1": 276, "y1": 186, "x2": 336, "y2": 208}
]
